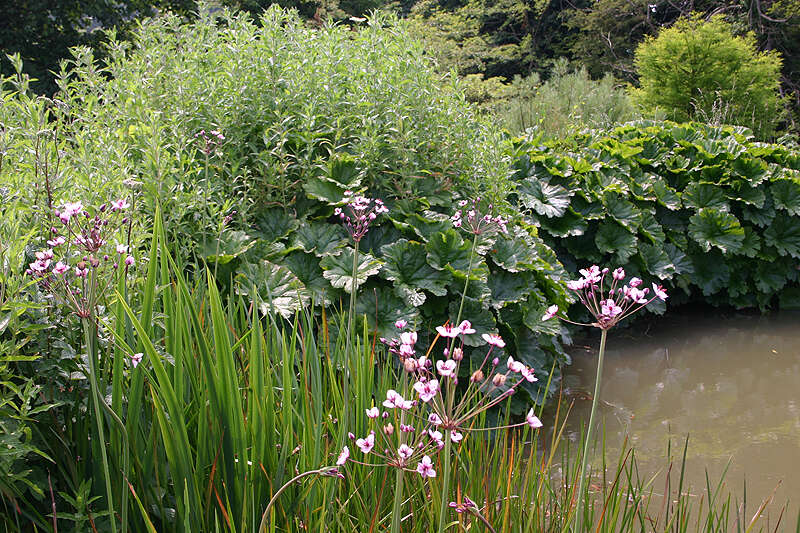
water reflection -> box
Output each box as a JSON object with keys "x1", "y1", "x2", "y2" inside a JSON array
[{"x1": 563, "y1": 310, "x2": 800, "y2": 508}]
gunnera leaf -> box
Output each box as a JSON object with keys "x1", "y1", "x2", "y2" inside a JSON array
[
  {"x1": 638, "y1": 242, "x2": 675, "y2": 279},
  {"x1": 764, "y1": 213, "x2": 800, "y2": 258},
  {"x1": 652, "y1": 178, "x2": 682, "y2": 210},
  {"x1": 664, "y1": 243, "x2": 694, "y2": 275},
  {"x1": 406, "y1": 211, "x2": 452, "y2": 240},
  {"x1": 426, "y1": 229, "x2": 472, "y2": 274},
  {"x1": 536, "y1": 209, "x2": 587, "y2": 237},
  {"x1": 253, "y1": 208, "x2": 300, "y2": 243},
  {"x1": 739, "y1": 227, "x2": 761, "y2": 258},
  {"x1": 283, "y1": 251, "x2": 337, "y2": 305},
  {"x1": 771, "y1": 178, "x2": 800, "y2": 216},
  {"x1": 682, "y1": 182, "x2": 729, "y2": 211},
  {"x1": 380, "y1": 239, "x2": 449, "y2": 307},
  {"x1": 741, "y1": 195, "x2": 776, "y2": 227},
  {"x1": 302, "y1": 176, "x2": 347, "y2": 203},
  {"x1": 359, "y1": 225, "x2": 404, "y2": 258},
  {"x1": 518, "y1": 178, "x2": 573, "y2": 218},
  {"x1": 292, "y1": 222, "x2": 348, "y2": 257},
  {"x1": 487, "y1": 270, "x2": 534, "y2": 308},
  {"x1": 688, "y1": 208, "x2": 745, "y2": 253},
  {"x1": 236, "y1": 260, "x2": 309, "y2": 319},
  {"x1": 489, "y1": 231, "x2": 535, "y2": 272},
  {"x1": 639, "y1": 212, "x2": 665, "y2": 244},
  {"x1": 356, "y1": 285, "x2": 419, "y2": 340},
  {"x1": 690, "y1": 251, "x2": 730, "y2": 295},
  {"x1": 595, "y1": 221, "x2": 637, "y2": 262},
  {"x1": 320, "y1": 248, "x2": 383, "y2": 293},
  {"x1": 602, "y1": 191, "x2": 642, "y2": 231},
  {"x1": 202, "y1": 231, "x2": 256, "y2": 264}
]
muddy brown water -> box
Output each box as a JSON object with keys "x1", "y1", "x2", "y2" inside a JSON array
[{"x1": 561, "y1": 310, "x2": 800, "y2": 513}]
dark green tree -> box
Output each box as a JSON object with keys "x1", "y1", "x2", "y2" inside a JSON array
[{"x1": 631, "y1": 14, "x2": 785, "y2": 138}]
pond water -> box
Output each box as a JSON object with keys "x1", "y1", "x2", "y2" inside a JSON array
[{"x1": 561, "y1": 310, "x2": 800, "y2": 513}]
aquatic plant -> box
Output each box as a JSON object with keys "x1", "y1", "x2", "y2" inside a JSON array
[{"x1": 544, "y1": 265, "x2": 667, "y2": 531}]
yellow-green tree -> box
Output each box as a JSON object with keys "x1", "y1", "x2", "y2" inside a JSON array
[{"x1": 631, "y1": 15, "x2": 784, "y2": 138}]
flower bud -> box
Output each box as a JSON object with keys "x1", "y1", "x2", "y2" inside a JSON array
[
  {"x1": 383, "y1": 423, "x2": 394, "y2": 436},
  {"x1": 403, "y1": 358, "x2": 418, "y2": 373},
  {"x1": 492, "y1": 373, "x2": 506, "y2": 387},
  {"x1": 470, "y1": 369, "x2": 484, "y2": 383},
  {"x1": 452, "y1": 347, "x2": 463, "y2": 361}
]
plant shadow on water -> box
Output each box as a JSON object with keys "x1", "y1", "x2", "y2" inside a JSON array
[{"x1": 560, "y1": 308, "x2": 800, "y2": 524}]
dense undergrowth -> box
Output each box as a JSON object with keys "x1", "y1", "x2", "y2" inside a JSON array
[{"x1": 1, "y1": 5, "x2": 799, "y2": 532}]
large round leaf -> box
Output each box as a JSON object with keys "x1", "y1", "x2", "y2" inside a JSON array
[
  {"x1": 764, "y1": 213, "x2": 800, "y2": 258},
  {"x1": 518, "y1": 178, "x2": 572, "y2": 218},
  {"x1": 292, "y1": 222, "x2": 348, "y2": 257},
  {"x1": 594, "y1": 221, "x2": 637, "y2": 261},
  {"x1": 320, "y1": 247, "x2": 383, "y2": 293},
  {"x1": 236, "y1": 260, "x2": 309, "y2": 319},
  {"x1": 380, "y1": 239, "x2": 449, "y2": 307},
  {"x1": 770, "y1": 178, "x2": 800, "y2": 216},
  {"x1": 688, "y1": 208, "x2": 745, "y2": 253}
]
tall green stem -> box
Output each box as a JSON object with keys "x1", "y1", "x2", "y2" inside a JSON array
[
  {"x1": 574, "y1": 328, "x2": 608, "y2": 532},
  {"x1": 342, "y1": 240, "x2": 359, "y2": 439},
  {"x1": 454, "y1": 234, "x2": 478, "y2": 328},
  {"x1": 390, "y1": 374, "x2": 408, "y2": 533},
  {"x1": 83, "y1": 318, "x2": 117, "y2": 533},
  {"x1": 437, "y1": 430, "x2": 453, "y2": 532}
]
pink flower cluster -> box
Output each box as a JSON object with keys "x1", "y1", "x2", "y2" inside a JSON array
[
  {"x1": 451, "y1": 197, "x2": 508, "y2": 235},
  {"x1": 340, "y1": 320, "x2": 544, "y2": 479},
  {"x1": 334, "y1": 190, "x2": 388, "y2": 242},
  {"x1": 543, "y1": 265, "x2": 668, "y2": 330},
  {"x1": 195, "y1": 129, "x2": 225, "y2": 155},
  {"x1": 27, "y1": 200, "x2": 135, "y2": 318}
]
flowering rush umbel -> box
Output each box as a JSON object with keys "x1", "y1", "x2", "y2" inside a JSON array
[
  {"x1": 451, "y1": 197, "x2": 508, "y2": 235},
  {"x1": 337, "y1": 320, "x2": 544, "y2": 478},
  {"x1": 195, "y1": 129, "x2": 225, "y2": 156},
  {"x1": 26, "y1": 200, "x2": 135, "y2": 319},
  {"x1": 333, "y1": 190, "x2": 389, "y2": 242},
  {"x1": 542, "y1": 266, "x2": 667, "y2": 330}
]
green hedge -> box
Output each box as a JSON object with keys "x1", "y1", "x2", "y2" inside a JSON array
[{"x1": 507, "y1": 120, "x2": 800, "y2": 311}]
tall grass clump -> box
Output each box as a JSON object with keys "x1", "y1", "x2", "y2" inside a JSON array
[{"x1": 491, "y1": 59, "x2": 640, "y2": 138}]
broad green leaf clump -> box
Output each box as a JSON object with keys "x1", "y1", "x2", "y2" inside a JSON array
[{"x1": 508, "y1": 120, "x2": 800, "y2": 311}]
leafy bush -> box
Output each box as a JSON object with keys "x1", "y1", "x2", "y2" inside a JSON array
[
  {"x1": 631, "y1": 15, "x2": 785, "y2": 139},
  {"x1": 507, "y1": 120, "x2": 800, "y2": 312}
]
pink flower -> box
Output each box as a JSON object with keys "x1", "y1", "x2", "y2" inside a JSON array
[
  {"x1": 111, "y1": 199, "x2": 130, "y2": 211},
  {"x1": 450, "y1": 431, "x2": 463, "y2": 443},
  {"x1": 416, "y1": 455, "x2": 436, "y2": 478},
  {"x1": 436, "y1": 359, "x2": 457, "y2": 378},
  {"x1": 458, "y1": 320, "x2": 476, "y2": 334},
  {"x1": 600, "y1": 299, "x2": 623, "y2": 318},
  {"x1": 75, "y1": 266, "x2": 89, "y2": 278},
  {"x1": 526, "y1": 408, "x2": 543, "y2": 429},
  {"x1": 356, "y1": 432, "x2": 375, "y2": 454},
  {"x1": 428, "y1": 413, "x2": 442, "y2": 426},
  {"x1": 47, "y1": 236, "x2": 66, "y2": 247},
  {"x1": 413, "y1": 379, "x2": 440, "y2": 402},
  {"x1": 506, "y1": 357, "x2": 525, "y2": 373},
  {"x1": 652, "y1": 283, "x2": 668, "y2": 301},
  {"x1": 382, "y1": 390, "x2": 413, "y2": 410},
  {"x1": 400, "y1": 331, "x2": 417, "y2": 345},
  {"x1": 543, "y1": 305, "x2": 559, "y2": 320},
  {"x1": 520, "y1": 366, "x2": 537, "y2": 383},
  {"x1": 124, "y1": 255, "x2": 135, "y2": 267},
  {"x1": 566, "y1": 279, "x2": 586, "y2": 291},
  {"x1": 53, "y1": 262, "x2": 69, "y2": 275},
  {"x1": 613, "y1": 267, "x2": 625, "y2": 280},
  {"x1": 337, "y1": 446, "x2": 350, "y2": 465},
  {"x1": 395, "y1": 319, "x2": 408, "y2": 329},
  {"x1": 428, "y1": 429, "x2": 444, "y2": 448},
  {"x1": 366, "y1": 407, "x2": 380, "y2": 419},
  {"x1": 116, "y1": 243, "x2": 129, "y2": 254},
  {"x1": 436, "y1": 324, "x2": 462, "y2": 338},
  {"x1": 629, "y1": 277, "x2": 642, "y2": 288},
  {"x1": 481, "y1": 333, "x2": 506, "y2": 348},
  {"x1": 397, "y1": 444, "x2": 414, "y2": 462},
  {"x1": 131, "y1": 352, "x2": 143, "y2": 368},
  {"x1": 579, "y1": 265, "x2": 602, "y2": 285}
]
